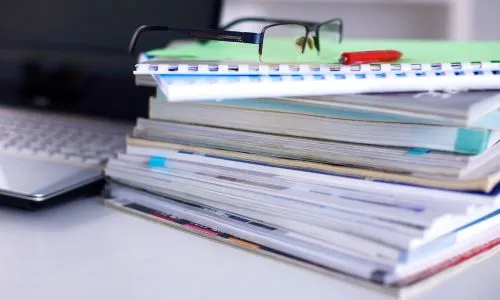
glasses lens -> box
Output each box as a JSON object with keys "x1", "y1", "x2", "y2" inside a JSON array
[
  {"x1": 261, "y1": 24, "x2": 317, "y2": 63},
  {"x1": 318, "y1": 19, "x2": 342, "y2": 59}
]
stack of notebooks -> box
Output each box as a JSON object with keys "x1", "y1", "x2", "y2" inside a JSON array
[{"x1": 103, "y1": 39, "x2": 500, "y2": 296}]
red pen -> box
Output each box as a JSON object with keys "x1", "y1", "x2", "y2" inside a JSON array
[{"x1": 339, "y1": 50, "x2": 402, "y2": 65}]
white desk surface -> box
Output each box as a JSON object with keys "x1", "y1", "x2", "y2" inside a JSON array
[{"x1": 1, "y1": 197, "x2": 499, "y2": 300}]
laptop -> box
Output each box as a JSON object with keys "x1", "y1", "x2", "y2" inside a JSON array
[{"x1": 0, "y1": 0, "x2": 222, "y2": 209}]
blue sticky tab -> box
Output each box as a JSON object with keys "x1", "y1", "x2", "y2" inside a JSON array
[
  {"x1": 408, "y1": 148, "x2": 431, "y2": 155},
  {"x1": 148, "y1": 156, "x2": 167, "y2": 168},
  {"x1": 249, "y1": 76, "x2": 262, "y2": 82},
  {"x1": 454, "y1": 129, "x2": 490, "y2": 154}
]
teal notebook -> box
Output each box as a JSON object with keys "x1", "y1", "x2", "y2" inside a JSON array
[
  {"x1": 152, "y1": 88, "x2": 500, "y2": 155},
  {"x1": 155, "y1": 86, "x2": 500, "y2": 128}
]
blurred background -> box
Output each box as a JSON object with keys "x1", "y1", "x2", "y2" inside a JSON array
[
  {"x1": 0, "y1": 0, "x2": 497, "y2": 120},
  {"x1": 0, "y1": 0, "x2": 220, "y2": 119},
  {"x1": 222, "y1": 0, "x2": 500, "y2": 41}
]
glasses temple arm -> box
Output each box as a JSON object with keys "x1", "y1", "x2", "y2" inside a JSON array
[
  {"x1": 128, "y1": 25, "x2": 170, "y2": 54},
  {"x1": 220, "y1": 17, "x2": 318, "y2": 30},
  {"x1": 129, "y1": 25, "x2": 260, "y2": 53}
]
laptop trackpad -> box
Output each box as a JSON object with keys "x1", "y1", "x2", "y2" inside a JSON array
[{"x1": 0, "y1": 155, "x2": 102, "y2": 200}]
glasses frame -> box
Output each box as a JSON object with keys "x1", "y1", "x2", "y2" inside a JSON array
[{"x1": 128, "y1": 17, "x2": 343, "y2": 61}]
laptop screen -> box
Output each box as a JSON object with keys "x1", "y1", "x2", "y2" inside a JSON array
[{"x1": 0, "y1": 0, "x2": 222, "y2": 120}]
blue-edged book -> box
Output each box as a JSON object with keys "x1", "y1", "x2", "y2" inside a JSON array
[{"x1": 149, "y1": 89, "x2": 500, "y2": 155}]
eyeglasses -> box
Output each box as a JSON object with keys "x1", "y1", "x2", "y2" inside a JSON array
[{"x1": 128, "y1": 17, "x2": 343, "y2": 62}]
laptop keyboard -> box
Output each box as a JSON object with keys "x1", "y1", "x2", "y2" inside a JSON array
[{"x1": 0, "y1": 108, "x2": 130, "y2": 166}]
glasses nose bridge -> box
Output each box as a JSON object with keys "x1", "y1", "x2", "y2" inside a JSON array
[
  {"x1": 295, "y1": 36, "x2": 317, "y2": 52},
  {"x1": 306, "y1": 27, "x2": 319, "y2": 51}
]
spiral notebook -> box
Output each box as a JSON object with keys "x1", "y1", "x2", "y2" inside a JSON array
[
  {"x1": 147, "y1": 68, "x2": 500, "y2": 102},
  {"x1": 136, "y1": 60, "x2": 500, "y2": 76},
  {"x1": 135, "y1": 39, "x2": 500, "y2": 76}
]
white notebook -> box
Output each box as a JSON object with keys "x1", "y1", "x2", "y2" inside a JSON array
[{"x1": 145, "y1": 66, "x2": 500, "y2": 102}]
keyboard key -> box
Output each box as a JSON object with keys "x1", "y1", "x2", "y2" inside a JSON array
[
  {"x1": 43, "y1": 145, "x2": 59, "y2": 152},
  {"x1": 0, "y1": 111, "x2": 128, "y2": 166},
  {"x1": 84, "y1": 158, "x2": 104, "y2": 165},
  {"x1": 35, "y1": 150, "x2": 51, "y2": 157},
  {"x1": 82, "y1": 150, "x2": 98, "y2": 157},
  {"x1": 99, "y1": 153, "x2": 112, "y2": 159},
  {"x1": 67, "y1": 155, "x2": 84, "y2": 163},
  {"x1": 60, "y1": 146, "x2": 81, "y2": 155},
  {"x1": 51, "y1": 153, "x2": 67, "y2": 160},
  {"x1": 4, "y1": 145, "x2": 19, "y2": 152},
  {"x1": 20, "y1": 148, "x2": 35, "y2": 155}
]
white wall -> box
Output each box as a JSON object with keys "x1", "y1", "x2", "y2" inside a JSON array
[
  {"x1": 221, "y1": 0, "x2": 500, "y2": 40},
  {"x1": 473, "y1": 0, "x2": 500, "y2": 40}
]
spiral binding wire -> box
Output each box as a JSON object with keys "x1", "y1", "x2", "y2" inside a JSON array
[{"x1": 139, "y1": 61, "x2": 500, "y2": 76}]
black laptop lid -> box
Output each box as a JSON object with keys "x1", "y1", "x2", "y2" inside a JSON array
[{"x1": 0, "y1": 0, "x2": 222, "y2": 119}]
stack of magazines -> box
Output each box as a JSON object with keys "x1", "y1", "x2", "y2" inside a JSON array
[{"x1": 103, "y1": 40, "x2": 500, "y2": 294}]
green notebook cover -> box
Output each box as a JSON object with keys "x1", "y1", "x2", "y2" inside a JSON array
[{"x1": 143, "y1": 38, "x2": 500, "y2": 64}]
